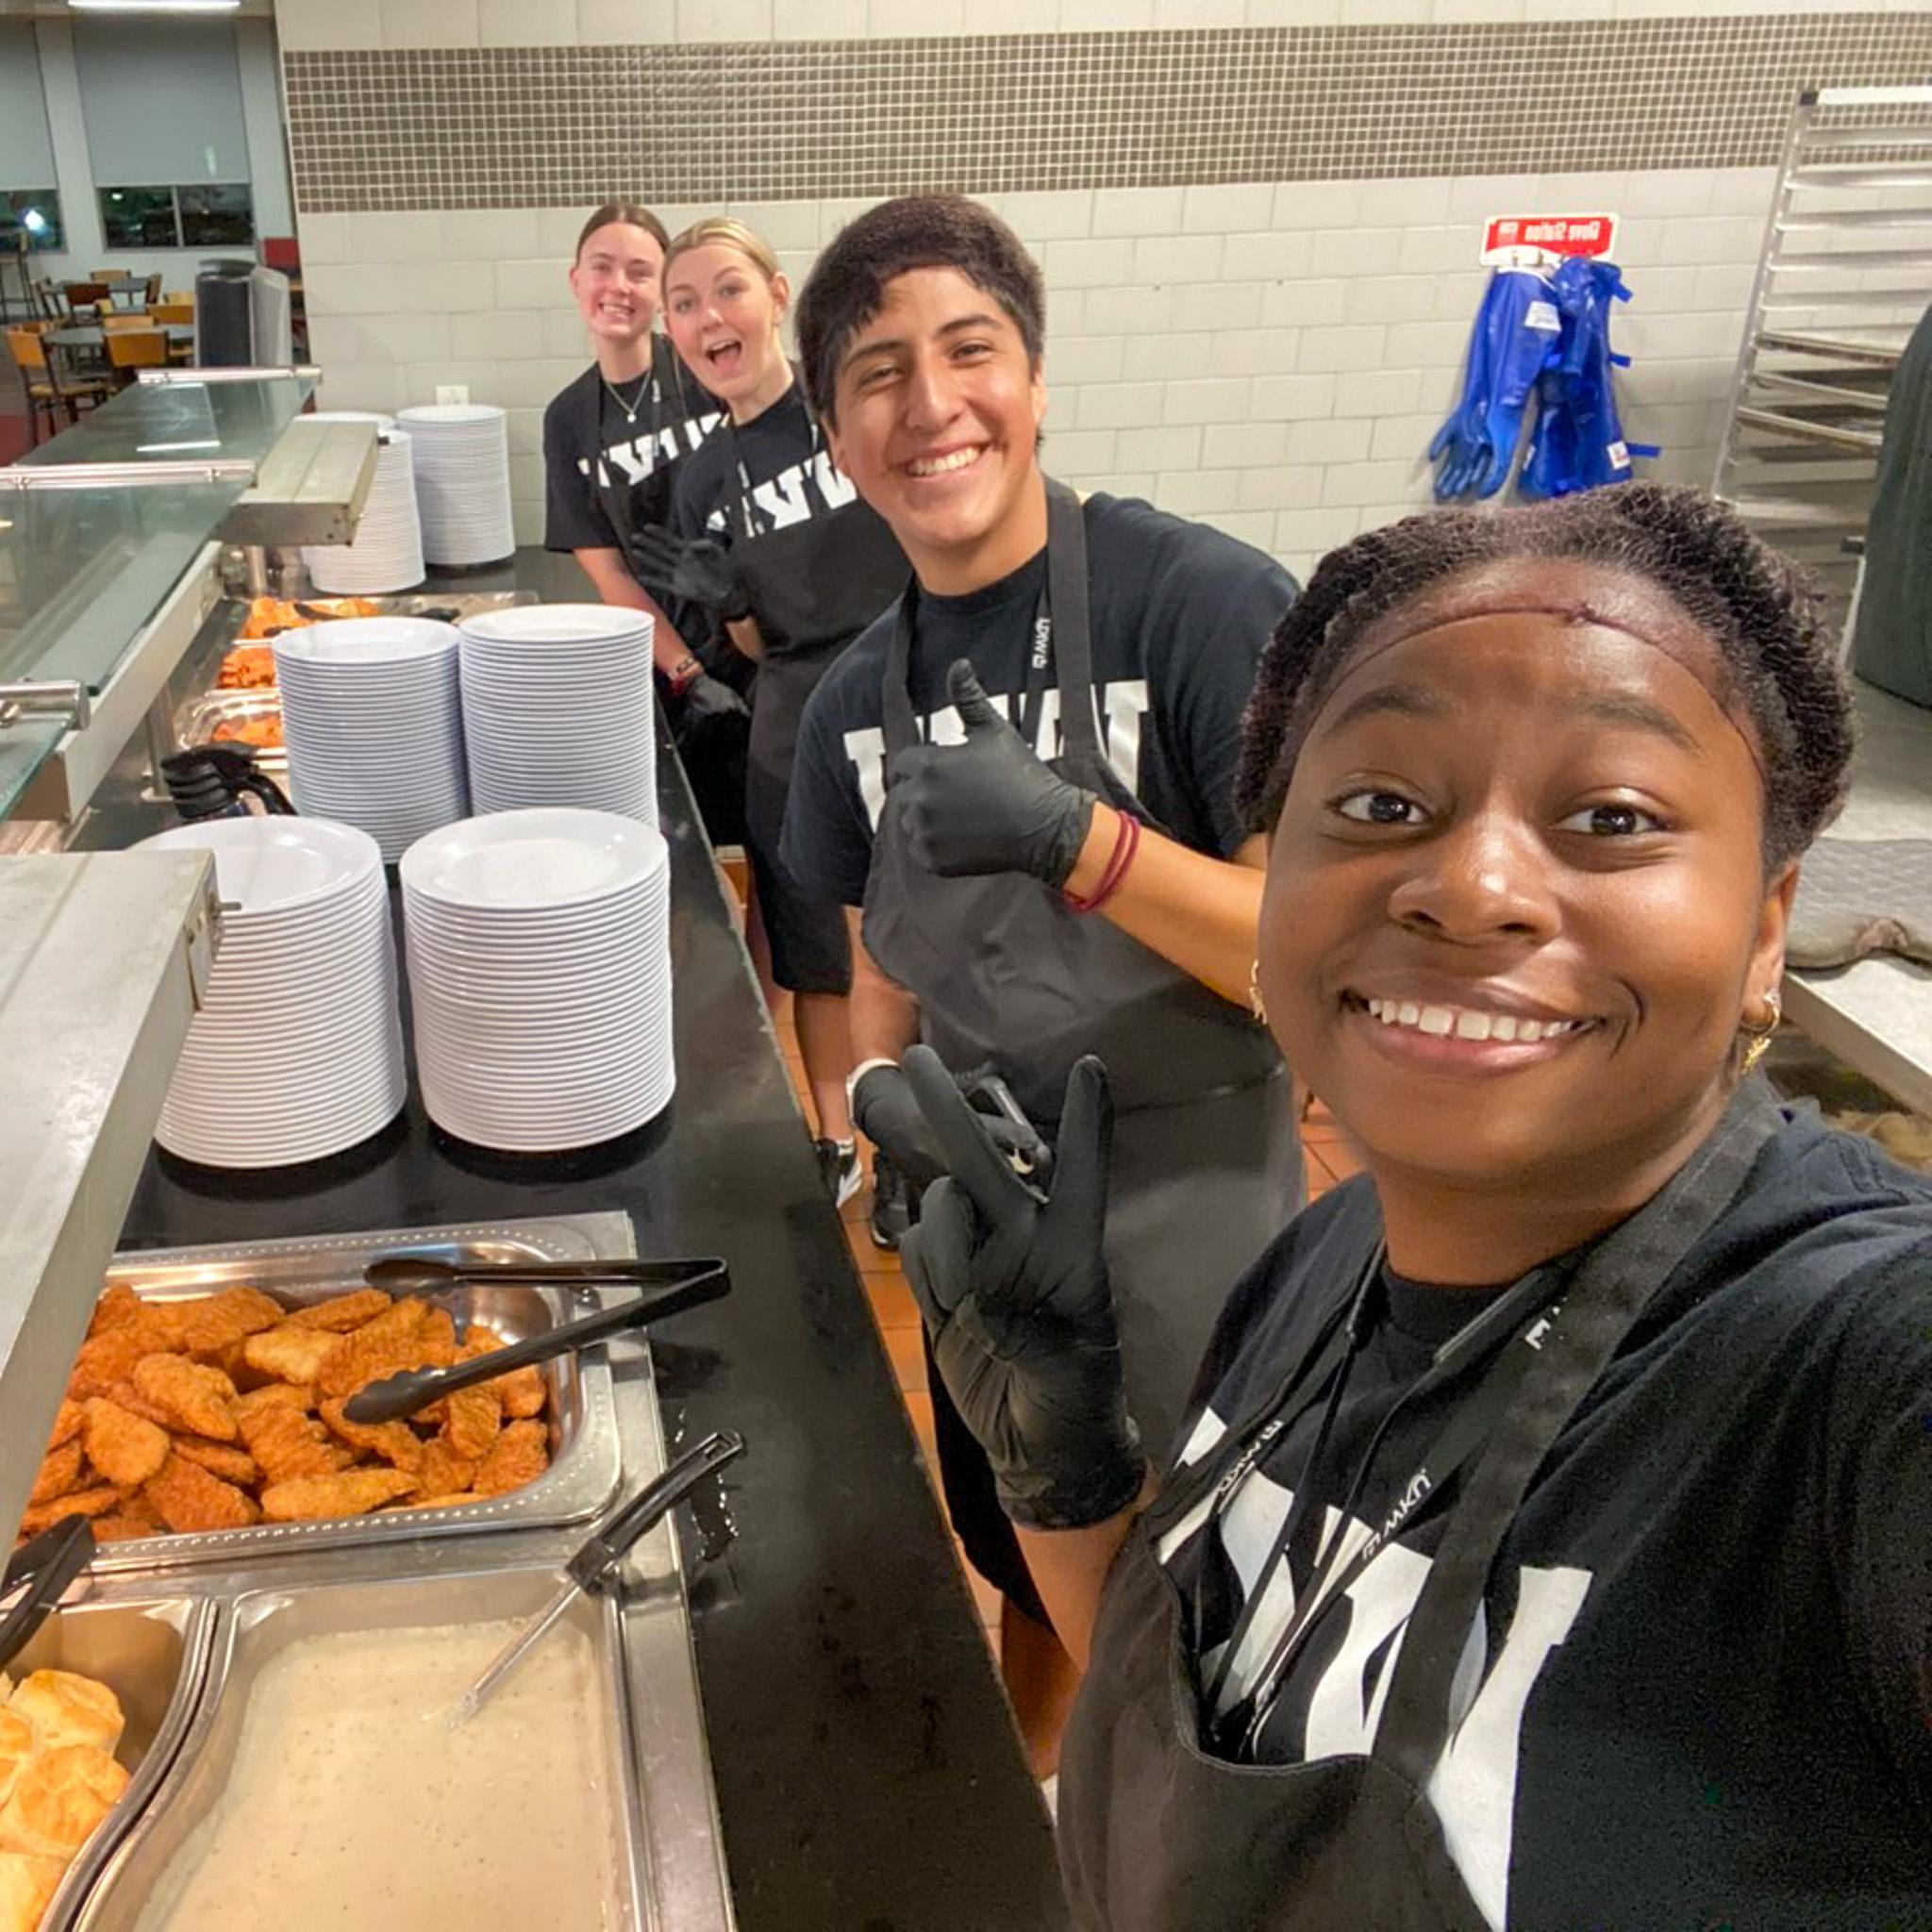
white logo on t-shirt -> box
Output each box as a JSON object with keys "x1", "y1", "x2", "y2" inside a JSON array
[{"x1": 581, "y1": 411, "x2": 721, "y2": 491}]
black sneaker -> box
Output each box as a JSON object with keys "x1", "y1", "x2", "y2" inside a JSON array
[
  {"x1": 868, "y1": 1150, "x2": 917, "y2": 1252},
  {"x1": 815, "y1": 1138, "x2": 862, "y2": 1208}
]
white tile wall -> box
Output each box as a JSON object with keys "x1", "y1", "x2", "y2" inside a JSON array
[{"x1": 306, "y1": 168, "x2": 1774, "y2": 563}]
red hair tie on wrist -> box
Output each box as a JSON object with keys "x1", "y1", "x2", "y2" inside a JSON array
[{"x1": 1064, "y1": 809, "x2": 1140, "y2": 914}]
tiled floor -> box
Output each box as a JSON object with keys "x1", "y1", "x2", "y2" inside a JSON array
[{"x1": 761, "y1": 940, "x2": 1358, "y2": 1662}]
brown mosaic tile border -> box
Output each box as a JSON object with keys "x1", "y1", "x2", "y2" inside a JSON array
[{"x1": 284, "y1": 13, "x2": 1932, "y2": 215}]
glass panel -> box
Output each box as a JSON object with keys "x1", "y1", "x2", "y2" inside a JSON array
[
  {"x1": 0, "y1": 720, "x2": 64, "y2": 824},
  {"x1": 98, "y1": 186, "x2": 178, "y2": 250},
  {"x1": 178, "y1": 183, "x2": 252, "y2": 247},
  {"x1": 19, "y1": 371, "x2": 315, "y2": 472},
  {"x1": 0, "y1": 191, "x2": 63, "y2": 253}
]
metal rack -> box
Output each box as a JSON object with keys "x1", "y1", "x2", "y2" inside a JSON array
[{"x1": 1713, "y1": 85, "x2": 1932, "y2": 616}]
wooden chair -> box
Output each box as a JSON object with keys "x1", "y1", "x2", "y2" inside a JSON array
[
  {"x1": 6, "y1": 323, "x2": 62, "y2": 443},
  {"x1": 105, "y1": 328, "x2": 167, "y2": 386},
  {"x1": 31, "y1": 278, "x2": 64, "y2": 325},
  {"x1": 101, "y1": 313, "x2": 152, "y2": 333},
  {"x1": 143, "y1": 273, "x2": 161, "y2": 308},
  {"x1": 42, "y1": 334, "x2": 112, "y2": 421},
  {"x1": 151, "y1": 300, "x2": 194, "y2": 325}
]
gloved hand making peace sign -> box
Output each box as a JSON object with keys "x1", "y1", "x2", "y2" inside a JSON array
[
  {"x1": 898, "y1": 1045, "x2": 1144, "y2": 1531},
  {"x1": 890, "y1": 659, "x2": 1097, "y2": 888}
]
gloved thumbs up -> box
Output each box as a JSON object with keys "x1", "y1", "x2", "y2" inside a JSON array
[{"x1": 885, "y1": 658, "x2": 1097, "y2": 887}]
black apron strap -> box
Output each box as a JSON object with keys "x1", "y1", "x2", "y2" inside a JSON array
[
  {"x1": 652, "y1": 333, "x2": 693, "y2": 438},
  {"x1": 1372, "y1": 1079, "x2": 1785, "y2": 1785}
]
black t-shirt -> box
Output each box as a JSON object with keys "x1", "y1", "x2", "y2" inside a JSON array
[
  {"x1": 1147, "y1": 1108, "x2": 1932, "y2": 1928},
  {"x1": 779, "y1": 491, "x2": 1295, "y2": 907},
  {"x1": 541, "y1": 338, "x2": 722, "y2": 555}
]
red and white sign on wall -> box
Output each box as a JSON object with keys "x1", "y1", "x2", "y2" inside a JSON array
[{"x1": 1479, "y1": 214, "x2": 1620, "y2": 266}]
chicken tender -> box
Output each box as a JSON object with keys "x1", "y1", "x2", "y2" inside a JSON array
[
  {"x1": 259, "y1": 1469, "x2": 417, "y2": 1522},
  {"x1": 402, "y1": 1492, "x2": 477, "y2": 1511},
  {"x1": 318, "y1": 1399, "x2": 425, "y2": 1474},
  {"x1": 236, "y1": 1381, "x2": 313, "y2": 1418},
  {"x1": 441, "y1": 1383, "x2": 502, "y2": 1462},
  {"x1": 88, "y1": 1517, "x2": 157, "y2": 1545},
  {"x1": 456, "y1": 1331, "x2": 545, "y2": 1420},
  {"x1": 67, "y1": 1320, "x2": 171, "y2": 1401},
  {"x1": 285, "y1": 1288, "x2": 391, "y2": 1333},
  {"x1": 27, "y1": 1441, "x2": 82, "y2": 1507},
  {"x1": 45, "y1": 1400, "x2": 84, "y2": 1451},
  {"x1": 142, "y1": 1456, "x2": 258, "y2": 1534},
  {"x1": 417, "y1": 1307, "x2": 458, "y2": 1369},
  {"x1": 102, "y1": 1381, "x2": 175, "y2": 1430},
  {"x1": 242, "y1": 1324, "x2": 338, "y2": 1388},
  {"x1": 415, "y1": 1439, "x2": 477, "y2": 1498},
  {"x1": 168, "y1": 1437, "x2": 260, "y2": 1488},
  {"x1": 17, "y1": 1490, "x2": 119, "y2": 1539},
  {"x1": 131, "y1": 1355, "x2": 239, "y2": 1441},
  {"x1": 236, "y1": 1403, "x2": 349, "y2": 1485},
  {"x1": 169, "y1": 1288, "x2": 284, "y2": 1357},
  {"x1": 316, "y1": 1297, "x2": 434, "y2": 1399},
  {"x1": 80, "y1": 1399, "x2": 170, "y2": 1489},
  {"x1": 472, "y1": 1420, "x2": 549, "y2": 1498},
  {"x1": 86, "y1": 1284, "x2": 143, "y2": 1336}
]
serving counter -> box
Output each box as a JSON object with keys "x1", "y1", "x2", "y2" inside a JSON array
[{"x1": 66, "y1": 550, "x2": 1067, "y2": 1931}]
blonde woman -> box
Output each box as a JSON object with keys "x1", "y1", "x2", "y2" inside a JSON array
[{"x1": 633, "y1": 218, "x2": 908, "y2": 1204}]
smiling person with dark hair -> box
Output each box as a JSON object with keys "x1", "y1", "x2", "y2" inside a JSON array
[
  {"x1": 782, "y1": 193, "x2": 1304, "y2": 1774},
  {"x1": 896, "y1": 483, "x2": 1932, "y2": 1929}
]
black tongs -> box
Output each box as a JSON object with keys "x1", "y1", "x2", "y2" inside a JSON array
[
  {"x1": 0, "y1": 1515, "x2": 95, "y2": 1675},
  {"x1": 341, "y1": 1257, "x2": 729, "y2": 1424},
  {"x1": 449, "y1": 1428, "x2": 746, "y2": 1726}
]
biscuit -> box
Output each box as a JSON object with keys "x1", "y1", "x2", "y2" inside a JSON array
[
  {"x1": 0, "y1": 1714, "x2": 33, "y2": 1810},
  {"x1": 0, "y1": 1849, "x2": 65, "y2": 1932},
  {"x1": 0, "y1": 1744, "x2": 127, "y2": 1859},
  {"x1": 9, "y1": 1670, "x2": 125, "y2": 1757}
]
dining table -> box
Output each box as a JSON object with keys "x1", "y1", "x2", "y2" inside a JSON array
[{"x1": 44, "y1": 323, "x2": 195, "y2": 352}]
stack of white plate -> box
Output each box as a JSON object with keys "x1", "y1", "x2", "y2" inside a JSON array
[
  {"x1": 142, "y1": 818, "x2": 406, "y2": 1168},
  {"x1": 397, "y1": 403, "x2": 515, "y2": 567},
  {"x1": 274, "y1": 617, "x2": 469, "y2": 862},
  {"x1": 457, "y1": 604, "x2": 657, "y2": 824},
  {"x1": 304, "y1": 417, "x2": 425, "y2": 596},
  {"x1": 401, "y1": 809, "x2": 674, "y2": 1152}
]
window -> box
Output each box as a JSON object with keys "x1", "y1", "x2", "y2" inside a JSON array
[
  {"x1": 0, "y1": 190, "x2": 63, "y2": 253},
  {"x1": 98, "y1": 184, "x2": 254, "y2": 251}
]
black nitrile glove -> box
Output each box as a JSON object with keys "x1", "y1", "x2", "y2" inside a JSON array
[
  {"x1": 852, "y1": 1062, "x2": 947, "y2": 1188},
  {"x1": 889, "y1": 659, "x2": 1096, "y2": 887},
  {"x1": 630, "y1": 525, "x2": 753, "y2": 623},
  {"x1": 898, "y1": 1045, "x2": 1142, "y2": 1531},
  {"x1": 674, "y1": 668, "x2": 751, "y2": 729}
]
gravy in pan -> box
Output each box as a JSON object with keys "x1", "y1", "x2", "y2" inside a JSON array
[{"x1": 139, "y1": 1620, "x2": 623, "y2": 1930}]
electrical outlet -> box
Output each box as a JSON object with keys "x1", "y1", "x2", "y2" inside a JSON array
[{"x1": 435, "y1": 385, "x2": 470, "y2": 406}]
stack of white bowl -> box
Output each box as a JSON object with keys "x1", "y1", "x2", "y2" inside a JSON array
[
  {"x1": 274, "y1": 616, "x2": 469, "y2": 862},
  {"x1": 142, "y1": 818, "x2": 406, "y2": 1168},
  {"x1": 304, "y1": 416, "x2": 425, "y2": 595},
  {"x1": 397, "y1": 403, "x2": 515, "y2": 567},
  {"x1": 401, "y1": 808, "x2": 674, "y2": 1153},
  {"x1": 457, "y1": 604, "x2": 657, "y2": 824}
]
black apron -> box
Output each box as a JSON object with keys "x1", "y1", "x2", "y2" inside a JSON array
[
  {"x1": 1058, "y1": 1084, "x2": 1782, "y2": 1932},
  {"x1": 592, "y1": 334, "x2": 701, "y2": 560},
  {"x1": 724, "y1": 391, "x2": 908, "y2": 861},
  {"x1": 860, "y1": 477, "x2": 1301, "y2": 1459}
]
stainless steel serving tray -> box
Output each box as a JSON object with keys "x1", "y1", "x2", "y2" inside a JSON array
[
  {"x1": 74, "y1": 1565, "x2": 653, "y2": 1932},
  {"x1": 17, "y1": 1595, "x2": 217, "y2": 1932},
  {"x1": 89, "y1": 1216, "x2": 633, "y2": 1574}
]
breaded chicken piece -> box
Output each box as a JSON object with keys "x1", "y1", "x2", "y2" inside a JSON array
[
  {"x1": 87, "y1": 1517, "x2": 157, "y2": 1545},
  {"x1": 235, "y1": 1381, "x2": 313, "y2": 1418},
  {"x1": 168, "y1": 1436, "x2": 260, "y2": 1488},
  {"x1": 286, "y1": 1288, "x2": 391, "y2": 1333},
  {"x1": 415, "y1": 1439, "x2": 477, "y2": 1498},
  {"x1": 80, "y1": 1399, "x2": 170, "y2": 1489},
  {"x1": 417, "y1": 1307, "x2": 458, "y2": 1369},
  {"x1": 131, "y1": 1355, "x2": 239, "y2": 1441},
  {"x1": 259, "y1": 1468, "x2": 417, "y2": 1522},
  {"x1": 87, "y1": 1284, "x2": 144, "y2": 1335},
  {"x1": 455, "y1": 1331, "x2": 546, "y2": 1420},
  {"x1": 101, "y1": 1381, "x2": 175, "y2": 1430},
  {"x1": 398, "y1": 1492, "x2": 477, "y2": 1511},
  {"x1": 441, "y1": 1383, "x2": 502, "y2": 1462},
  {"x1": 45, "y1": 1400, "x2": 84, "y2": 1451},
  {"x1": 17, "y1": 1490, "x2": 119, "y2": 1538},
  {"x1": 67, "y1": 1320, "x2": 173, "y2": 1401},
  {"x1": 142, "y1": 1456, "x2": 258, "y2": 1534},
  {"x1": 316, "y1": 1298, "x2": 433, "y2": 1398},
  {"x1": 169, "y1": 1288, "x2": 284, "y2": 1357},
  {"x1": 241, "y1": 1324, "x2": 338, "y2": 1388},
  {"x1": 107, "y1": 1487, "x2": 166, "y2": 1528},
  {"x1": 236, "y1": 1404, "x2": 349, "y2": 1485},
  {"x1": 472, "y1": 1420, "x2": 549, "y2": 1498},
  {"x1": 318, "y1": 1398, "x2": 425, "y2": 1474},
  {"x1": 27, "y1": 1441, "x2": 82, "y2": 1507}
]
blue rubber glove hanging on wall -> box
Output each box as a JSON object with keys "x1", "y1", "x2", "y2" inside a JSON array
[
  {"x1": 1521, "y1": 257, "x2": 1660, "y2": 497},
  {"x1": 1428, "y1": 268, "x2": 1563, "y2": 501}
]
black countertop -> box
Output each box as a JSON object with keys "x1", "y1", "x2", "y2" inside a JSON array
[{"x1": 108, "y1": 556, "x2": 1070, "y2": 1931}]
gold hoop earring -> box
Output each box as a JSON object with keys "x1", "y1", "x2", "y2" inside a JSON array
[
  {"x1": 1740, "y1": 987, "x2": 1782, "y2": 1077},
  {"x1": 1248, "y1": 958, "x2": 1268, "y2": 1026}
]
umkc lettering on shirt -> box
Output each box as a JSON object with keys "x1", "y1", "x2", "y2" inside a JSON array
[
  {"x1": 841, "y1": 681, "x2": 1152, "y2": 833},
  {"x1": 579, "y1": 412, "x2": 721, "y2": 490},
  {"x1": 703, "y1": 449, "x2": 860, "y2": 538}
]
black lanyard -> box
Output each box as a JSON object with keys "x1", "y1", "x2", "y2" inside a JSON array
[
  {"x1": 725, "y1": 369, "x2": 821, "y2": 541},
  {"x1": 1194, "y1": 1255, "x2": 1570, "y2": 1757}
]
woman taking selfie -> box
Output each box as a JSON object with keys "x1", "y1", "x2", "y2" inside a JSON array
[
  {"x1": 900, "y1": 484, "x2": 1930, "y2": 1928},
  {"x1": 636, "y1": 218, "x2": 909, "y2": 1201},
  {"x1": 541, "y1": 202, "x2": 748, "y2": 835}
]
